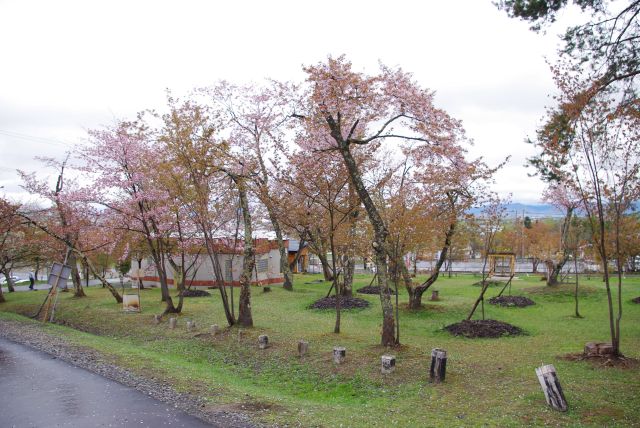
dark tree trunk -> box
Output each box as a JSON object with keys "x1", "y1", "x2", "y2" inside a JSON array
[
  {"x1": 236, "y1": 179, "x2": 254, "y2": 328},
  {"x1": 0, "y1": 278, "x2": 5, "y2": 303},
  {"x1": 68, "y1": 251, "x2": 86, "y2": 298},
  {"x1": 407, "y1": 223, "x2": 455, "y2": 309},
  {"x1": 34, "y1": 259, "x2": 40, "y2": 281},
  {"x1": 317, "y1": 251, "x2": 334, "y2": 281},
  {"x1": 136, "y1": 258, "x2": 145, "y2": 289},
  {"x1": 341, "y1": 255, "x2": 354, "y2": 297},
  {"x1": 267, "y1": 206, "x2": 293, "y2": 290}
]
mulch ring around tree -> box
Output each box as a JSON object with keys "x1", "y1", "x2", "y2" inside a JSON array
[
  {"x1": 180, "y1": 289, "x2": 211, "y2": 298},
  {"x1": 632, "y1": 296, "x2": 640, "y2": 304},
  {"x1": 559, "y1": 353, "x2": 640, "y2": 369},
  {"x1": 357, "y1": 285, "x2": 399, "y2": 295},
  {"x1": 444, "y1": 319, "x2": 524, "y2": 338},
  {"x1": 309, "y1": 296, "x2": 371, "y2": 310},
  {"x1": 488, "y1": 296, "x2": 535, "y2": 307}
]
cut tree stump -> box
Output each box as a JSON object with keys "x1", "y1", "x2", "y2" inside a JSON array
[
  {"x1": 430, "y1": 290, "x2": 439, "y2": 301},
  {"x1": 186, "y1": 320, "x2": 195, "y2": 332},
  {"x1": 333, "y1": 347, "x2": 346, "y2": 364},
  {"x1": 168, "y1": 317, "x2": 177, "y2": 329},
  {"x1": 429, "y1": 348, "x2": 447, "y2": 383},
  {"x1": 258, "y1": 334, "x2": 269, "y2": 349},
  {"x1": 298, "y1": 340, "x2": 309, "y2": 357},
  {"x1": 535, "y1": 364, "x2": 568, "y2": 412},
  {"x1": 210, "y1": 324, "x2": 220, "y2": 336},
  {"x1": 152, "y1": 315, "x2": 161, "y2": 325},
  {"x1": 381, "y1": 355, "x2": 396, "y2": 374},
  {"x1": 584, "y1": 342, "x2": 614, "y2": 356}
]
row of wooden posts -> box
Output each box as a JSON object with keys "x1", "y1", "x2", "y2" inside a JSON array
[{"x1": 154, "y1": 315, "x2": 567, "y2": 411}]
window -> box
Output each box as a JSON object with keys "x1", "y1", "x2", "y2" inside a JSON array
[{"x1": 256, "y1": 258, "x2": 268, "y2": 273}]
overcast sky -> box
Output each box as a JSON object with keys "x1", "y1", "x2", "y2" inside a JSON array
[{"x1": 0, "y1": 0, "x2": 583, "y2": 203}]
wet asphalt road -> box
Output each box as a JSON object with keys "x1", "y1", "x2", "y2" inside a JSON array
[{"x1": 0, "y1": 338, "x2": 214, "y2": 428}]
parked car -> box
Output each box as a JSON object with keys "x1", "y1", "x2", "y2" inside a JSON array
[{"x1": 1, "y1": 276, "x2": 28, "y2": 284}]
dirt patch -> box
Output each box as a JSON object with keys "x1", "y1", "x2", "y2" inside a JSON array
[
  {"x1": 308, "y1": 296, "x2": 371, "y2": 310},
  {"x1": 180, "y1": 289, "x2": 211, "y2": 298},
  {"x1": 488, "y1": 296, "x2": 535, "y2": 307},
  {"x1": 631, "y1": 296, "x2": 640, "y2": 304},
  {"x1": 559, "y1": 353, "x2": 640, "y2": 369},
  {"x1": 445, "y1": 319, "x2": 523, "y2": 338}
]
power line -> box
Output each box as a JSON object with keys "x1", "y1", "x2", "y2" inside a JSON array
[{"x1": 0, "y1": 129, "x2": 74, "y2": 149}]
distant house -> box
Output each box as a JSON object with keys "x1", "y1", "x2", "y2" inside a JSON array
[
  {"x1": 131, "y1": 238, "x2": 284, "y2": 288},
  {"x1": 285, "y1": 239, "x2": 309, "y2": 273}
]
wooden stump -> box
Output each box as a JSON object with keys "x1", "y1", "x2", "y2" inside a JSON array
[
  {"x1": 258, "y1": 334, "x2": 269, "y2": 349},
  {"x1": 152, "y1": 314, "x2": 161, "y2": 325},
  {"x1": 210, "y1": 324, "x2": 220, "y2": 336},
  {"x1": 535, "y1": 364, "x2": 568, "y2": 412},
  {"x1": 333, "y1": 347, "x2": 346, "y2": 364},
  {"x1": 584, "y1": 342, "x2": 613, "y2": 357},
  {"x1": 430, "y1": 290, "x2": 439, "y2": 301},
  {"x1": 429, "y1": 348, "x2": 447, "y2": 383},
  {"x1": 298, "y1": 340, "x2": 309, "y2": 357},
  {"x1": 169, "y1": 317, "x2": 177, "y2": 329},
  {"x1": 186, "y1": 320, "x2": 195, "y2": 332},
  {"x1": 381, "y1": 355, "x2": 396, "y2": 374}
]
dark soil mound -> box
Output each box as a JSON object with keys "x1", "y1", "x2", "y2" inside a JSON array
[
  {"x1": 181, "y1": 289, "x2": 211, "y2": 298},
  {"x1": 489, "y1": 296, "x2": 535, "y2": 307},
  {"x1": 445, "y1": 319, "x2": 523, "y2": 338},
  {"x1": 357, "y1": 285, "x2": 382, "y2": 294},
  {"x1": 632, "y1": 296, "x2": 640, "y2": 304},
  {"x1": 309, "y1": 296, "x2": 371, "y2": 310}
]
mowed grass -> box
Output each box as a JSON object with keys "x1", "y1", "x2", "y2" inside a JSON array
[{"x1": 1, "y1": 273, "x2": 639, "y2": 427}]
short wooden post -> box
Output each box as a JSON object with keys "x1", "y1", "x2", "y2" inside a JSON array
[
  {"x1": 186, "y1": 320, "x2": 195, "y2": 332},
  {"x1": 333, "y1": 347, "x2": 346, "y2": 364},
  {"x1": 258, "y1": 334, "x2": 269, "y2": 349},
  {"x1": 381, "y1": 355, "x2": 396, "y2": 374},
  {"x1": 430, "y1": 290, "x2": 439, "y2": 301},
  {"x1": 429, "y1": 348, "x2": 447, "y2": 383},
  {"x1": 210, "y1": 324, "x2": 220, "y2": 336},
  {"x1": 298, "y1": 340, "x2": 309, "y2": 357},
  {"x1": 168, "y1": 317, "x2": 177, "y2": 329},
  {"x1": 535, "y1": 364, "x2": 568, "y2": 412},
  {"x1": 152, "y1": 314, "x2": 161, "y2": 325}
]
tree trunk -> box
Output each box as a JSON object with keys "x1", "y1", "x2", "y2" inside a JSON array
[
  {"x1": 136, "y1": 258, "x2": 145, "y2": 289},
  {"x1": 68, "y1": 251, "x2": 86, "y2": 298},
  {"x1": 267, "y1": 206, "x2": 293, "y2": 290},
  {"x1": 81, "y1": 253, "x2": 122, "y2": 303},
  {"x1": 317, "y1": 251, "x2": 334, "y2": 281},
  {"x1": 341, "y1": 255, "x2": 354, "y2": 297},
  {"x1": 34, "y1": 259, "x2": 40, "y2": 281},
  {"x1": 407, "y1": 223, "x2": 455, "y2": 309},
  {"x1": 5, "y1": 273, "x2": 15, "y2": 292},
  {"x1": 289, "y1": 238, "x2": 306, "y2": 272},
  {"x1": 0, "y1": 277, "x2": 5, "y2": 303},
  {"x1": 236, "y1": 179, "x2": 254, "y2": 328},
  {"x1": 338, "y1": 144, "x2": 395, "y2": 346}
]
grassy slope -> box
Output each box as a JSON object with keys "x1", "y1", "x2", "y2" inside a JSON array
[{"x1": 1, "y1": 273, "x2": 639, "y2": 427}]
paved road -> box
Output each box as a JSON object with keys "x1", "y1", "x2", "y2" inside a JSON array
[{"x1": 0, "y1": 338, "x2": 214, "y2": 427}]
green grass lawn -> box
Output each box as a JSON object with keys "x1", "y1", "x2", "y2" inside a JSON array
[{"x1": 1, "y1": 273, "x2": 639, "y2": 427}]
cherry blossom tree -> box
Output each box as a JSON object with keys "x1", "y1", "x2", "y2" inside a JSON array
[
  {"x1": 531, "y1": 68, "x2": 640, "y2": 356},
  {"x1": 294, "y1": 56, "x2": 465, "y2": 346}
]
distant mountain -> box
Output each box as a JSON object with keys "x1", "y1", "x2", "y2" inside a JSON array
[{"x1": 469, "y1": 202, "x2": 563, "y2": 218}]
